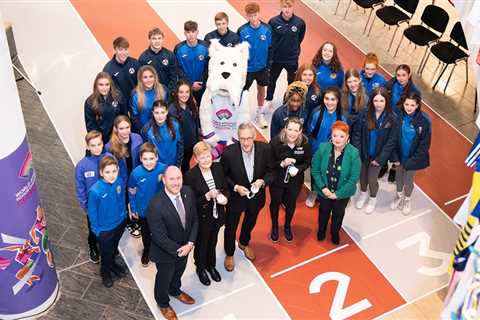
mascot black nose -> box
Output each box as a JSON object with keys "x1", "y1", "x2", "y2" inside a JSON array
[{"x1": 221, "y1": 72, "x2": 231, "y2": 79}]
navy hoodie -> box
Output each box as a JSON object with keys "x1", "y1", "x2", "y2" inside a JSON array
[
  {"x1": 391, "y1": 109, "x2": 431, "y2": 171},
  {"x1": 351, "y1": 109, "x2": 398, "y2": 166},
  {"x1": 138, "y1": 47, "x2": 178, "y2": 94},
  {"x1": 84, "y1": 93, "x2": 127, "y2": 143},
  {"x1": 103, "y1": 56, "x2": 139, "y2": 107},
  {"x1": 204, "y1": 29, "x2": 240, "y2": 47},
  {"x1": 269, "y1": 13, "x2": 306, "y2": 65},
  {"x1": 168, "y1": 103, "x2": 199, "y2": 149},
  {"x1": 270, "y1": 104, "x2": 308, "y2": 139}
]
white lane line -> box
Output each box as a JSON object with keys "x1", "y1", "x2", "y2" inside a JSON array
[
  {"x1": 301, "y1": 0, "x2": 474, "y2": 145},
  {"x1": 444, "y1": 193, "x2": 469, "y2": 206},
  {"x1": 177, "y1": 283, "x2": 256, "y2": 317},
  {"x1": 371, "y1": 284, "x2": 448, "y2": 320},
  {"x1": 270, "y1": 244, "x2": 349, "y2": 278},
  {"x1": 361, "y1": 209, "x2": 433, "y2": 241}
]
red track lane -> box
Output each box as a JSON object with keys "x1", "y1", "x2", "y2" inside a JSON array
[
  {"x1": 227, "y1": 0, "x2": 473, "y2": 217},
  {"x1": 71, "y1": 1, "x2": 411, "y2": 318}
]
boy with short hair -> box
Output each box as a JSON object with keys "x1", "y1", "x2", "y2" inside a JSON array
[
  {"x1": 237, "y1": 2, "x2": 272, "y2": 129},
  {"x1": 88, "y1": 155, "x2": 127, "y2": 288},
  {"x1": 174, "y1": 21, "x2": 209, "y2": 104},
  {"x1": 128, "y1": 143, "x2": 167, "y2": 267},
  {"x1": 267, "y1": 0, "x2": 305, "y2": 104},
  {"x1": 75, "y1": 130, "x2": 109, "y2": 264},
  {"x1": 139, "y1": 28, "x2": 178, "y2": 98},
  {"x1": 103, "y1": 36, "x2": 140, "y2": 111},
  {"x1": 204, "y1": 12, "x2": 240, "y2": 47}
]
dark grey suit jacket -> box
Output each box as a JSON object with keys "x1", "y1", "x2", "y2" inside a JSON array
[{"x1": 146, "y1": 186, "x2": 198, "y2": 263}]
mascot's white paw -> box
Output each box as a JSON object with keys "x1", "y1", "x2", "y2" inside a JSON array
[{"x1": 199, "y1": 39, "x2": 250, "y2": 158}]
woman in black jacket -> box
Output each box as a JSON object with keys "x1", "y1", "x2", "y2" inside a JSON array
[
  {"x1": 184, "y1": 141, "x2": 229, "y2": 286},
  {"x1": 390, "y1": 92, "x2": 431, "y2": 216},
  {"x1": 269, "y1": 117, "x2": 312, "y2": 242},
  {"x1": 352, "y1": 87, "x2": 398, "y2": 214},
  {"x1": 84, "y1": 72, "x2": 127, "y2": 143}
]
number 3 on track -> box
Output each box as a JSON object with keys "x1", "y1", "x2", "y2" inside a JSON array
[{"x1": 309, "y1": 272, "x2": 372, "y2": 320}]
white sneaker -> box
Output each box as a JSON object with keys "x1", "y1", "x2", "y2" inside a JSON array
[
  {"x1": 356, "y1": 191, "x2": 368, "y2": 209},
  {"x1": 402, "y1": 197, "x2": 412, "y2": 216},
  {"x1": 306, "y1": 191, "x2": 317, "y2": 208},
  {"x1": 256, "y1": 113, "x2": 269, "y2": 129},
  {"x1": 390, "y1": 192, "x2": 403, "y2": 210},
  {"x1": 365, "y1": 197, "x2": 377, "y2": 214}
]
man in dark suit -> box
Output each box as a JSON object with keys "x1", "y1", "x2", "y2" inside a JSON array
[
  {"x1": 146, "y1": 166, "x2": 198, "y2": 320},
  {"x1": 221, "y1": 122, "x2": 273, "y2": 271}
]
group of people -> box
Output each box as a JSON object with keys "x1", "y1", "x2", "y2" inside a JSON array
[{"x1": 74, "y1": 0, "x2": 432, "y2": 319}]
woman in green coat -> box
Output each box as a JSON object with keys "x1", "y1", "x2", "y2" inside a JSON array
[{"x1": 311, "y1": 120, "x2": 361, "y2": 245}]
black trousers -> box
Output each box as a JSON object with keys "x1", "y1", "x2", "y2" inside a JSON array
[
  {"x1": 181, "y1": 146, "x2": 194, "y2": 174},
  {"x1": 192, "y1": 86, "x2": 206, "y2": 107},
  {"x1": 86, "y1": 215, "x2": 98, "y2": 250},
  {"x1": 194, "y1": 228, "x2": 220, "y2": 271},
  {"x1": 154, "y1": 257, "x2": 188, "y2": 308},
  {"x1": 138, "y1": 217, "x2": 151, "y2": 255},
  {"x1": 224, "y1": 206, "x2": 260, "y2": 256},
  {"x1": 98, "y1": 219, "x2": 126, "y2": 275},
  {"x1": 269, "y1": 182, "x2": 302, "y2": 228},
  {"x1": 317, "y1": 197, "x2": 349, "y2": 237},
  {"x1": 266, "y1": 62, "x2": 297, "y2": 101}
]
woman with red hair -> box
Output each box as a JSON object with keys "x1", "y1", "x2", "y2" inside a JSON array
[{"x1": 311, "y1": 121, "x2": 360, "y2": 245}]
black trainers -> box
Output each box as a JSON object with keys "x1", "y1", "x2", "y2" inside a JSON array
[
  {"x1": 270, "y1": 225, "x2": 279, "y2": 242},
  {"x1": 141, "y1": 252, "x2": 149, "y2": 267},
  {"x1": 284, "y1": 226, "x2": 293, "y2": 242},
  {"x1": 89, "y1": 247, "x2": 99, "y2": 264},
  {"x1": 111, "y1": 263, "x2": 126, "y2": 278},
  {"x1": 101, "y1": 271, "x2": 113, "y2": 288},
  {"x1": 387, "y1": 167, "x2": 396, "y2": 183}
]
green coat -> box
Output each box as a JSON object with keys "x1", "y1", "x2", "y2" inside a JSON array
[{"x1": 311, "y1": 142, "x2": 361, "y2": 199}]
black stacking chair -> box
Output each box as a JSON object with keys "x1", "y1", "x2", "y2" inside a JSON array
[
  {"x1": 367, "y1": 0, "x2": 419, "y2": 51},
  {"x1": 419, "y1": 22, "x2": 469, "y2": 92},
  {"x1": 393, "y1": 4, "x2": 449, "y2": 68},
  {"x1": 335, "y1": 0, "x2": 385, "y2": 33}
]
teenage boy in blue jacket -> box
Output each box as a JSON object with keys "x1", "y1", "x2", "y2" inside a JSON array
[
  {"x1": 139, "y1": 28, "x2": 178, "y2": 98},
  {"x1": 238, "y1": 2, "x2": 272, "y2": 129},
  {"x1": 266, "y1": 0, "x2": 305, "y2": 104},
  {"x1": 128, "y1": 143, "x2": 167, "y2": 267},
  {"x1": 174, "y1": 21, "x2": 209, "y2": 106},
  {"x1": 103, "y1": 36, "x2": 139, "y2": 113},
  {"x1": 88, "y1": 155, "x2": 128, "y2": 288},
  {"x1": 204, "y1": 12, "x2": 240, "y2": 47},
  {"x1": 75, "y1": 131, "x2": 109, "y2": 264}
]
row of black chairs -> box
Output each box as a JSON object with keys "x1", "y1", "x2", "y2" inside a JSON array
[{"x1": 335, "y1": 0, "x2": 470, "y2": 93}]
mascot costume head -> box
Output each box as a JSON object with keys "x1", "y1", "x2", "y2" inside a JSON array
[{"x1": 199, "y1": 39, "x2": 251, "y2": 158}]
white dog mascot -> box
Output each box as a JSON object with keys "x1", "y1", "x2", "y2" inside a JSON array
[{"x1": 199, "y1": 39, "x2": 251, "y2": 158}]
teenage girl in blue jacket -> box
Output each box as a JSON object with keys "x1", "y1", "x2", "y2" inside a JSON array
[
  {"x1": 352, "y1": 87, "x2": 398, "y2": 214},
  {"x1": 386, "y1": 64, "x2": 421, "y2": 114},
  {"x1": 295, "y1": 63, "x2": 321, "y2": 122},
  {"x1": 168, "y1": 80, "x2": 200, "y2": 173},
  {"x1": 306, "y1": 86, "x2": 346, "y2": 208},
  {"x1": 360, "y1": 53, "x2": 386, "y2": 97},
  {"x1": 128, "y1": 143, "x2": 167, "y2": 267},
  {"x1": 106, "y1": 115, "x2": 143, "y2": 238},
  {"x1": 390, "y1": 92, "x2": 431, "y2": 216},
  {"x1": 88, "y1": 155, "x2": 127, "y2": 288},
  {"x1": 312, "y1": 41, "x2": 344, "y2": 91},
  {"x1": 142, "y1": 99, "x2": 183, "y2": 167},
  {"x1": 342, "y1": 69, "x2": 368, "y2": 128},
  {"x1": 131, "y1": 65, "x2": 165, "y2": 132}
]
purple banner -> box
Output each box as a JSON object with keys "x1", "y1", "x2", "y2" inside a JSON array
[{"x1": 0, "y1": 136, "x2": 58, "y2": 318}]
